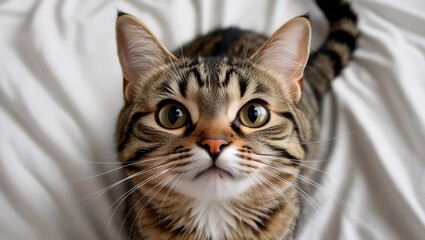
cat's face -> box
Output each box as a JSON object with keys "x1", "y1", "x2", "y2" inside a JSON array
[{"x1": 116, "y1": 14, "x2": 311, "y2": 201}]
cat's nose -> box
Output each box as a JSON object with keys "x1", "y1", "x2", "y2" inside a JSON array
[{"x1": 199, "y1": 138, "x2": 230, "y2": 161}]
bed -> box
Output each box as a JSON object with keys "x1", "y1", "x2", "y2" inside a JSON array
[{"x1": 1, "y1": 0, "x2": 424, "y2": 239}]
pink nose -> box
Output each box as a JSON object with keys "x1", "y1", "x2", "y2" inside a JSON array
[{"x1": 200, "y1": 138, "x2": 229, "y2": 160}]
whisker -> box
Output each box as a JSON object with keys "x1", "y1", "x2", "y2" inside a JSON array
[
  {"x1": 246, "y1": 174, "x2": 265, "y2": 209},
  {"x1": 171, "y1": 3, "x2": 186, "y2": 62},
  {"x1": 99, "y1": 166, "x2": 175, "y2": 237},
  {"x1": 250, "y1": 153, "x2": 328, "y2": 175},
  {"x1": 253, "y1": 159, "x2": 322, "y2": 189},
  {"x1": 72, "y1": 151, "x2": 185, "y2": 182},
  {"x1": 251, "y1": 172, "x2": 304, "y2": 226},
  {"x1": 243, "y1": 32, "x2": 254, "y2": 60},
  {"x1": 251, "y1": 158, "x2": 348, "y2": 209},
  {"x1": 259, "y1": 167, "x2": 320, "y2": 210},
  {"x1": 157, "y1": 170, "x2": 187, "y2": 220},
  {"x1": 141, "y1": 172, "x2": 178, "y2": 216},
  {"x1": 83, "y1": 160, "x2": 177, "y2": 205},
  {"x1": 85, "y1": 161, "x2": 130, "y2": 165},
  {"x1": 250, "y1": 157, "x2": 342, "y2": 201},
  {"x1": 301, "y1": 128, "x2": 362, "y2": 146},
  {"x1": 249, "y1": 152, "x2": 329, "y2": 163},
  {"x1": 165, "y1": 63, "x2": 182, "y2": 82},
  {"x1": 118, "y1": 168, "x2": 176, "y2": 239},
  {"x1": 258, "y1": 167, "x2": 333, "y2": 237},
  {"x1": 249, "y1": 172, "x2": 279, "y2": 208},
  {"x1": 238, "y1": 175, "x2": 256, "y2": 222},
  {"x1": 125, "y1": 173, "x2": 178, "y2": 239}
]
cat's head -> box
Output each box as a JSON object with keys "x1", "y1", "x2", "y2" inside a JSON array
[{"x1": 115, "y1": 13, "x2": 311, "y2": 201}]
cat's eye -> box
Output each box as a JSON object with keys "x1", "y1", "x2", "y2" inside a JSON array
[
  {"x1": 238, "y1": 101, "x2": 269, "y2": 128},
  {"x1": 157, "y1": 103, "x2": 188, "y2": 129}
]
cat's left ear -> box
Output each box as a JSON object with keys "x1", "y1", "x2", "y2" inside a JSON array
[
  {"x1": 250, "y1": 17, "x2": 311, "y2": 103},
  {"x1": 116, "y1": 13, "x2": 177, "y2": 102}
]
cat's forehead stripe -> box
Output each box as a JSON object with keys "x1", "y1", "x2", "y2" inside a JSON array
[
  {"x1": 238, "y1": 77, "x2": 249, "y2": 98},
  {"x1": 177, "y1": 74, "x2": 188, "y2": 98},
  {"x1": 164, "y1": 58, "x2": 248, "y2": 93},
  {"x1": 222, "y1": 67, "x2": 234, "y2": 87}
]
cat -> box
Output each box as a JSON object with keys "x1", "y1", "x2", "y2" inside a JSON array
[{"x1": 114, "y1": 0, "x2": 358, "y2": 239}]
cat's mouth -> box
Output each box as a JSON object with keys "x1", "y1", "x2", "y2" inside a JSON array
[{"x1": 193, "y1": 165, "x2": 235, "y2": 180}]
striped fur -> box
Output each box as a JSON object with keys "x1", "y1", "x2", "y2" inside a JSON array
[{"x1": 115, "y1": 0, "x2": 358, "y2": 239}]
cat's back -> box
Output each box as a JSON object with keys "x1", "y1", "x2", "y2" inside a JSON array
[{"x1": 174, "y1": 27, "x2": 267, "y2": 58}]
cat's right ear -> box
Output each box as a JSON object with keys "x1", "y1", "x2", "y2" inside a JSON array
[
  {"x1": 249, "y1": 17, "x2": 311, "y2": 104},
  {"x1": 116, "y1": 12, "x2": 177, "y2": 102}
]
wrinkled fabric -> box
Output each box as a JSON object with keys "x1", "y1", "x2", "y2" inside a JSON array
[{"x1": 0, "y1": 0, "x2": 424, "y2": 239}]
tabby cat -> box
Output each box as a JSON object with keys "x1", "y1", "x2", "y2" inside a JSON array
[{"x1": 115, "y1": 0, "x2": 359, "y2": 239}]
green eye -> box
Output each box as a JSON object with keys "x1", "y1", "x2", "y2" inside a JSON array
[
  {"x1": 239, "y1": 102, "x2": 269, "y2": 128},
  {"x1": 157, "y1": 103, "x2": 188, "y2": 129}
]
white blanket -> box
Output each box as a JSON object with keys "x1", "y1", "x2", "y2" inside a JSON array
[{"x1": 1, "y1": 0, "x2": 424, "y2": 239}]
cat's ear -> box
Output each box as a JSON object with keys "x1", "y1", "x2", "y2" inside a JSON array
[
  {"x1": 116, "y1": 13, "x2": 177, "y2": 101},
  {"x1": 250, "y1": 17, "x2": 311, "y2": 103}
]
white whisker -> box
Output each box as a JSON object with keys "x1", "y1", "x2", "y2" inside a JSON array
[
  {"x1": 72, "y1": 154, "x2": 176, "y2": 183},
  {"x1": 126, "y1": 173, "x2": 178, "y2": 239},
  {"x1": 251, "y1": 172, "x2": 304, "y2": 226},
  {"x1": 83, "y1": 160, "x2": 174, "y2": 205},
  {"x1": 301, "y1": 128, "x2": 362, "y2": 145},
  {"x1": 118, "y1": 167, "x2": 176, "y2": 239}
]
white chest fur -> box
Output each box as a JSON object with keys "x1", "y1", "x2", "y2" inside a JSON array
[{"x1": 190, "y1": 200, "x2": 236, "y2": 240}]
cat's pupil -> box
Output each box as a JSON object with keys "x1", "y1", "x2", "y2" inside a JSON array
[
  {"x1": 168, "y1": 106, "x2": 183, "y2": 125},
  {"x1": 248, "y1": 105, "x2": 259, "y2": 123}
]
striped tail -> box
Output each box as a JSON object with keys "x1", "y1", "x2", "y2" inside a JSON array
[{"x1": 305, "y1": 0, "x2": 359, "y2": 101}]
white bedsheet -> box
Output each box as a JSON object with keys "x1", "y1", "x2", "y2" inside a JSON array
[{"x1": 0, "y1": 0, "x2": 424, "y2": 239}]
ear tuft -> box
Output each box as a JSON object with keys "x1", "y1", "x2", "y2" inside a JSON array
[
  {"x1": 250, "y1": 17, "x2": 312, "y2": 103},
  {"x1": 300, "y1": 13, "x2": 310, "y2": 20},
  {"x1": 117, "y1": 10, "x2": 127, "y2": 17}
]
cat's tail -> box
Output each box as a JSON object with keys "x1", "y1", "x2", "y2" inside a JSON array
[{"x1": 305, "y1": 0, "x2": 359, "y2": 101}]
